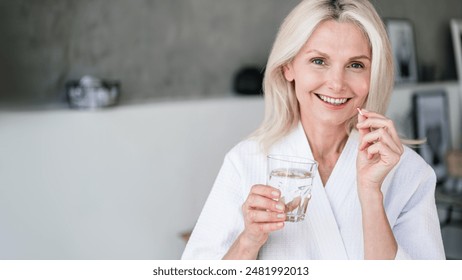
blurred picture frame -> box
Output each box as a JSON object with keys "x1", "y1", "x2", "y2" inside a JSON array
[
  {"x1": 385, "y1": 18, "x2": 418, "y2": 83},
  {"x1": 451, "y1": 19, "x2": 462, "y2": 90},
  {"x1": 412, "y1": 90, "x2": 451, "y2": 183}
]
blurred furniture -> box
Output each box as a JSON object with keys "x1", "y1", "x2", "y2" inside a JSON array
[
  {"x1": 412, "y1": 89, "x2": 462, "y2": 259},
  {"x1": 0, "y1": 97, "x2": 264, "y2": 259},
  {"x1": 180, "y1": 230, "x2": 192, "y2": 243}
]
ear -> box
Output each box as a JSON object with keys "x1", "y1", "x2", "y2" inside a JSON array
[{"x1": 282, "y1": 63, "x2": 294, "y2": 82}]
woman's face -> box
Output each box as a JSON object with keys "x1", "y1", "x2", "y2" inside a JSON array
[{"x1": 283, "y1": 20, "x2": 371, "y2": 128}]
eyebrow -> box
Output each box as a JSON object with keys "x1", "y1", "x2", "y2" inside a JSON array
[
  {"x1": 305, "y1": 49, "x2": 371, "y2": 61},
  {"x1": 350, "y1": 55, "x2": 371, "y2": 61}
]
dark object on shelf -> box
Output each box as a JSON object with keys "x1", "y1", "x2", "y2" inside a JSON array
[
  {"x1": 66, "y1": 76, "x2": 120, "y2": 109},
  {"x1": 233, "y1": 66, "x2": 264, "y2": 95}
]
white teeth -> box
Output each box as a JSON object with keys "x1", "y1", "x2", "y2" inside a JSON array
[{"x1": 318, "y1": 94, "x2": 348, "y2": 105}]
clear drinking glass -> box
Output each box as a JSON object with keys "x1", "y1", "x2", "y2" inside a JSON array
[{"x1": 267, "y1": 155, "x2": 318, "y2": 222}]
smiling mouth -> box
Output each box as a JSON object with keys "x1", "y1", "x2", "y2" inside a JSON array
[{"x1": 315, "y1": 94, "x2": 351, "y2": 106}]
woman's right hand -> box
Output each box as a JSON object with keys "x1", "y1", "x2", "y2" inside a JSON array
[{"x1": 224, "y1": 184, "x2": 286, "y2": 259}]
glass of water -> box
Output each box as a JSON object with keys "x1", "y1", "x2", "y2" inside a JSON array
[{"x1": 267, "y1": 155, "x2": 318, "y2": 222}]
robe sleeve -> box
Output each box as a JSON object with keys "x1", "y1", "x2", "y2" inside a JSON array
[
  {"x1": 392, "y1": 164, "x2": 445, "y2": 260},
  {"x1": 181, "y1": 151, "x2": 245, "y2": 259}
]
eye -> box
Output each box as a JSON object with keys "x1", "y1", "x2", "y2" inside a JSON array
[
  {"x1": 350, "y1": 62, "x2": 364, "y2": 69},
  {"x1": 311, "y1": 58, "x2": 325, "y2": 65}
]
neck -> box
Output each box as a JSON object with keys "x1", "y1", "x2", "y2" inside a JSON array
[
  {"x1": 300, "y1": 118, "x2": 348, "y2": 160},
  {"x1": 300, "y1": 115, "x2": 350, "y2": 186}
]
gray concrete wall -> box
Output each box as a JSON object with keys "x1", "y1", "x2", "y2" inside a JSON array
[
  {"x1": 0, "y1": 0, "x2": 461, "y2": 105},
  {"x1": 372, "y1": 0, "x2": 462, "y2": 82}
]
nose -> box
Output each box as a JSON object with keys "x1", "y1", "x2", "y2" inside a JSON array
[{"x1": 326, "y1": 66, "x2": 346, "y2": 93}]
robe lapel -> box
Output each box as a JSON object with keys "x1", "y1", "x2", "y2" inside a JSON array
[
  {"x1": 324, "y1": 131, "x2": 359, "y2": 226},
  {"x1": 288, "y1": 123, "x2": 349, "y2": 259},
  {"x1": 323, "y1": 131, "x2": 364, "y2": 259}
]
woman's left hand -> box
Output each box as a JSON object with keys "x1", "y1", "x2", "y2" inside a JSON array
[{"x1": 356, "y1": 109, "x2": 404, "y2": 190}]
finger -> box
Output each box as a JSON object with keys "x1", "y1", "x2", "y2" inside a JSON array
[
  {"x1": 366, "y1": 141, "x2": 401, "y2": 165},
  {"x1": 250, "y1": 184, "x2": 281, "y2": 200},
  {"x1": 356, "y1": 117, "x2": 401, "y2": 146},
  {"x1": 359, "y1": 128, "x2": 403, "y2": 154},
  {"x1": 285, "y1": 196, "x2": 301, "y2": 212},
  {"x1": 356, "y1": 117, "x2": 391, "y2": 131},
  {"x1": 357, "y1": 108, "x2": 369, "y2": 137},
  {"x1": 358, "y1": 109, "x2": 388, "y2": 120},
  {"x1": 250, "y1": 221, "x2": 285, "y2": 233},
  {"x1": 244, "y1": 193, "x2": 285, "y2": 213},
  {"x1": 245, "y1": 209, "x2": 286, "y2": 223}
]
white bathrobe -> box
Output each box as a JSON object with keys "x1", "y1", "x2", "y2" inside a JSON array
[{"x1": 182, "y1": 123, "x2": 445, "y2": 259}]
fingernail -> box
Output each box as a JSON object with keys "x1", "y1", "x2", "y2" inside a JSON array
[
  {"x1": 275, "y1": 204, "x2": 284, "y2": 211},
  {"x1": 271, "y1": 190, "x2": 280, "y2": 197},
  {"x1": 357, "y1": 108, "x2": 363, "y2": 116},
  {"x1": 277, "y1": 213, "x2": 285, "y2": 219},
  {"x1": 277, "y1": 222, "x2": 284, "y2": 227}
]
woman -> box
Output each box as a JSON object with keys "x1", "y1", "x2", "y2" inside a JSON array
[{"x1": 182, "y1": 0, "x2": 445, "y2": 260}]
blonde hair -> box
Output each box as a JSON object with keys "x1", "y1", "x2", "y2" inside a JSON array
[{"x1": 251, "y1": 0, "x2": 394, "y2": 152}]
